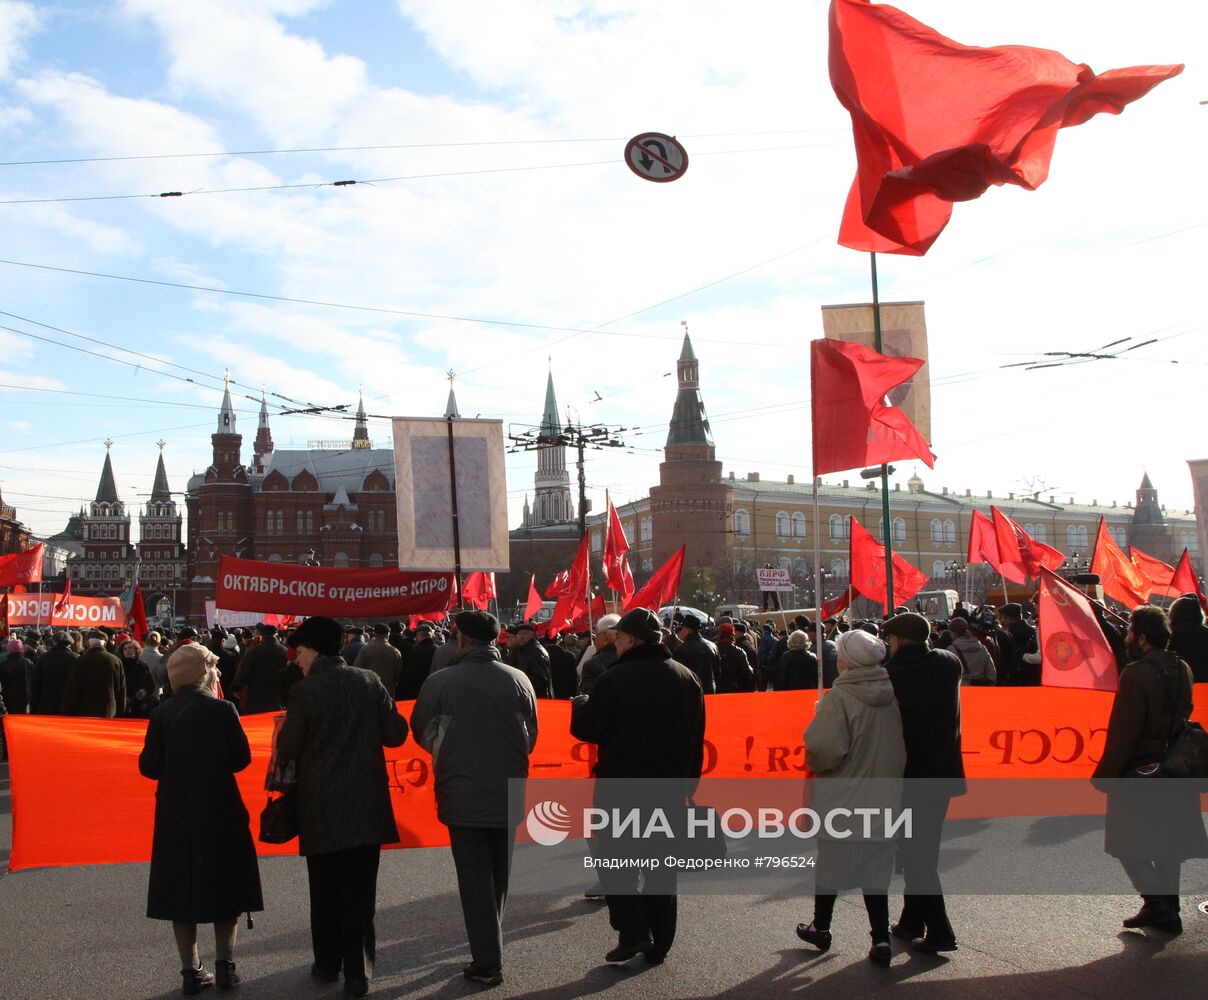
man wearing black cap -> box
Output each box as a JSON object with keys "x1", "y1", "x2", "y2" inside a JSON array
[
  {"x1": 411, "y1": 610, "x2": 539, "y2": 987},
  {"x1": 671, "y1": 613, "x2": 718, "y2": 695},
  {"x1": 340, "y1": 626, "x2": 366, "y2": 665},
  {"x1": 505, "y1": 621, "x2": 553, "y2": 699},
  {"x1": 570, "y1": 607, "x2": 706, "y2": 965},
  {"x1": 881, "y1": 612, "x2": 964, "y2": 953},
  {"x1": 354, "y1": 624, "x2": 402, "y2": 697},
  {"x1": 233, "y1": 623, "x2": 289, "y2": 714}
]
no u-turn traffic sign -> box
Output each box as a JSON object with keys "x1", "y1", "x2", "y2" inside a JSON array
[{"x1": 624, "y1": 132, "x2": 689, "y2": 183}]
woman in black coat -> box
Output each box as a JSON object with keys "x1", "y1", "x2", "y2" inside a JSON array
[
  {"x1": 139, "y1": 644, "x2": 263, "y2": 994},
  {"x1": 771, "y1": 631, "x2": 819, "y2": 690},
  {"x1": 119, "y1": 639, "x2": 160, "y2": 719}
]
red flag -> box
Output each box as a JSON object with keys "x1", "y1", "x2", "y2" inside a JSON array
[
  {"x1": 1130, "y1": 548, "x2": 1176, "y2": 600},
  {"x1": 849, "y1": 517, "x2": 929, "y2": 611},
  {"x1": 1170, "y1": 550, "x2": 1207, "y2": 613},
  {"x1": 1091, "y1": 517, "x2": 1150, "y2": 609},
  {"x1": 523, "y1": 574, "x2": 543, "y2": 621},
  {"x1": 461, "y1": 572, "x2": 496, "y2": 611},
  {"x1": 543, "y1": 570, "x2": 570, "y2": 599},
  {"x1": 991, "y1": 506, "x2": 1064, "y2": 582},
  {"x1": 128, "y1": 584, "x2": 148, "y2": 640},
  {"x1": 810, "y1": 339, "x2": 934, "y2": 476},
  {"x1": 624, "y1": 546, "x2": 686, "y2": 614},
  {"x1": 547, "y1": 534, "x2": 592, "y2": 636},
  {"x1": 820, "y1": 591, "x2": 851, "y2": 620},
  {"x1": 1038, "y1": 567, "x2": 1118, "y2": 692},
  {"x1": 829, "y1": 0, "x2": 1183, "y2": 255},
  {"x1": 52, "y1": 578, "x2": 72, "y2": 617},
  {"x1": 603, "y1": 493, "x2": 636, "y2": 601},
  {"x1": 0, "y1": 543, "x2": 44, "y2": 586},
  {"x1": 967, "y1": 509, "x2": 1001, "y2": 568}
]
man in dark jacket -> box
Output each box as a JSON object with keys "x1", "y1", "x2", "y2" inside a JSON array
[
  {"x1": 62, "y1": 631, "x2": 125, "y2": 718},
  {"x1": 672, "y1": 614, "x2": 718, "y2": 694},
  {"x1": 411, "y1": 610, "x2": 538, "y2": 987},
  {"x1": 882, "y1": 612, "x2": 965, "y2": 953},
  {"x1": 506, "y1": 622, "x2": 553, "y2": 698},
  {"x1": 31, "y1": 631, "x2": 76, "y2": 715},
  {"x1": 398, "y1": 623, "x2": 437, "y2": 699},
  {"x1": 715, "y1": 623, "x2": 756, "y2": 693},
  {"x1": 340, "y1": 625, "x2": 366, "y2": 665},
  {"x1": 277, "y1": 616, "x2": 409, "y2": 997},
  {"x1": 232, "y1": 624, "x2": 289, "y2": 713},
  {"x1": 571, "y1": 608, "x2": 706, "y2": 966},
  {"x1": 543, "y1": 634, "x2": 578, "y2": 699},
  {"x1": 1168, "y1": 593, "x2": 1208, "y2": 683}
]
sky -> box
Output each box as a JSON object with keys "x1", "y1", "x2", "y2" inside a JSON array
[{"x1": 0, "y1": 0, "x2": 1205, "y2": 542}]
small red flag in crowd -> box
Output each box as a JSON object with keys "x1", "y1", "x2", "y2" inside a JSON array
[
  {"x1": 547, "y1": 534, "x2": 592, "y2": 636},
  {"x1": 603, "y1": 493, "x2": 636, "y2": 601},
  {"x1": 1171, "y1": 550, "x2": 1208, "y2": 613},
  {"x1": 1091, "y1": 517, "x2": 1150, "y2": 608},
  {"x1": 543, "y1": 570, "x2": 570, "y2": 599},
  {"x1": 461, "y1": 572, "x2": 496, "y2": 611},
  {"x1": 829, "y1": 0, "x2": 1183, "y2": 255},
  {"x1": 849, "y1": 517, "x2": 929, "y2": 611},
  {"x1": 523, "y1": 574, "x2": 543, "y2": 620},
  {"x1": 52, "y1": 578, "x2": 73, "y2": 617},
  {"x1": 810, "y1": 339, "x2": 933, "y2": 476},
  {"x1": 1038, "y1": 568, "x2": 1118, "y2": 692},
  {"x1": 624, "y1": 546, "x2": 686, "y2": 615}
]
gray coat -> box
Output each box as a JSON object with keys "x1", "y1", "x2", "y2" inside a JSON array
[
  {"x1": 354, "y1": 637, "x2": 403, "y2": 696},
  {"x1": 276, "y1": 656, "x2": 409, "y2": 856},
  {"x1": 411, "y1": 645, "x2": 538, "y2": 828}
]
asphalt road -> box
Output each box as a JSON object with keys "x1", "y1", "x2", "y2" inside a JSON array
[{"x1": 1, "y1": 762, "x2": 1205, "y2": 999}]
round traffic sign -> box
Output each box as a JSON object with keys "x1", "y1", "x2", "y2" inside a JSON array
[{"x1": 624, "y1": 132, "x2": 689, "y2": 183}]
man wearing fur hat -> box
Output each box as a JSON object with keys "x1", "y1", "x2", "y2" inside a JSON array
[{"x1": 411, "y1": 610, "x2": 539, "y2": 987}]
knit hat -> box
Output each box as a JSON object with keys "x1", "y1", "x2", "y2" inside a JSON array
[
  {"x1": 615, "y1": 608, "x2": 663, "y2": 644},
  {"x1": 167, "y1": 643, "x2": 217, "y2": 690},
  {"x1": 836, "y1": 629, "x2": 886, "y2": 669},
  {"x1": 718, "y1": 622, "x2": 736, "y2": 640}
]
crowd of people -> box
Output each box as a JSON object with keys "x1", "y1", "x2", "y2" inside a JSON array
[{"x1": 0, "y1": 584, "x2": 1205, "y2": 995}]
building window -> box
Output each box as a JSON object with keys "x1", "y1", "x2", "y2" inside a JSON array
[
  {"x1": 276, "y1": 511, "x2": 284, "y2": 533},
  {"x1": 778, "y1": 557, "x2": 791, "y2": 572},
  {"x1": 267, "y1": 554, "x2": 282, "y2": 563},
  {"x1": 640, "y1": 516, "x2": 653, "y2": 542},
  {"x1": 775, "y1": 512, "x2": 790, "y2": 537},
  {"x1": 296, "y1": 510, "x2": 304, "y2": 533},
  {"x1": 828, "y1": 514, "x2": 848, "y2": 541},
  {"x1": 930, "y1": 519, "x2": 942, "y2": 544},
  {"x1": 791, "y1": 512, "x2": 807, "y2": 539},
  {"x1": 894, "y1": 517, "x2": 908, "y2": 544},
  {"x1": 1033, "y1": 523, "x2": 1047, "y2": 543},
  {"x1": 830, "y1": 559, "x2": 846, "y2": 581},
  {"x1": 591, "y1": 530, "x2": 603, "y2": 554},
  {"x1": 733, "y1": 509, "x2": 751, "y2": 536},
  {"x1": 942, "y1": 519, "x2": 955, "y2": 544},
  {"x1": 1066, "y1": 524, "x2": 1089, "y2": 548},
  {"x1": 305, "y1": 510, "x2": 314, "y2": 533},
  {"x1": 368, "y1": 554, "x2": 384, "y2": 568},
  {"x1": 333, "y1": 552, "x2": 349, "y2": 568},
  {"x1": 932, "y1": 560, "x2": 946, "y2": 579}
]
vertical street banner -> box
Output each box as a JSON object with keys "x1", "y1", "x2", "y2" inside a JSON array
[
  {"x1": 821, "y1": 301, "x2": 931, "y2": 440},
  {"x1": 392, "y1": 417, "x2": 509, "y2": 572}
]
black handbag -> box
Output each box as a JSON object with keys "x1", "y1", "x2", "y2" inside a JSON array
[
  {"x1": 1130, "y1": 661, "x2": 1208, "y2": 784},
  {"x1": 258, "y1": 790, "x2": 298, "y2": 844}
]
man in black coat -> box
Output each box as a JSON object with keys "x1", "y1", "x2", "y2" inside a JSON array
[
  {"x1": 31, "y1": 631, "x2": 76, "y2": 715},
  {"x1": 398, "y1": 623, "x2": 437, "y2": 699},
  {"x1": 233, "y1": 624, "x2": 289, "y2": 714},
  {"x1": 506, "y1": 622, "x2": 553, "y2": 698},
  {"x1": 570, "y1": 608, "x2": 706, "y2": 965},
  {"x1": 882, "y1": 613, "x2": 965, "y2": 953},
  {"x1": 715, "y1": 623, "x2": 756, "y2": 693},
  {"x1": 1168, "y1": 594, "x2": 1208, "y2": 683},
  {"x1": 62, "y1": 631, "x2": 125, "y2": 718},
  {"x1": 672, "y1": 614, "x2": 718, "y2": 694},
  {"x1": 542, "y1": 634, "x2": 578, "y2": 699}
]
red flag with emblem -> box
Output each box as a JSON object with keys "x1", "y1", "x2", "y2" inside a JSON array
[
  {"x1": 1038, "y1": 567, "x2": 1118, "y2": 691},
  {"x1": 829, "y1": 0, "x2": 1183, "y2": 255},
  {"x1": 849, "y1": 517, "x2": 929, "y2": 611},
  {"x1": 1170, "y1": 549, "x2": 1207, "y2": 613},
  {"x1": 0, "y1": 543, "x2": 43, "y2": 587},
  {"x1": 1091, "y1": 517, "x2": 1150, "y2": 608},
  {"x1": 1130, "y1": 548, "x2": 1176, "y2": 600},
  {"x1": 811, "y1": 339, "x2": 934, "y2": 476},
  {"x1": 991, "y1": 506, "x2": 1064, "y2": 582}
]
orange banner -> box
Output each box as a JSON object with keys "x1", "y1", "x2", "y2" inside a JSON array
[
  {"x1": 6, "y1": 593, "x2": 128, "y2": 628},
  {"x1": 5, "y1": 686, "x2": 1207, "y2": 871}
]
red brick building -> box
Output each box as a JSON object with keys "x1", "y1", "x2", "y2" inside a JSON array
[{"x1": 0, "y1": 484, "x2": 31, "y2": 557}]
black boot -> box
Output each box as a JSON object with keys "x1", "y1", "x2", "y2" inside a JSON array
[
  {"x1": 1123, "y1": 897, "x2": 1166, "y2": 929},
  {"x1": 868, "y1": 932, "x2": 892, "y2": 967},
  {"x1": 181, "y1": 965, "x2": 214, "y2": 996},
  {"x1": 215, "y1": 960, "x2": 240, "y2": 989}
]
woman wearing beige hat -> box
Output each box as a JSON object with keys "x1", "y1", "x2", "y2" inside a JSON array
[
  {"x1": 796, "y1": 627, "x2": 905, "y2": 967},
  {"x1": 139, "y1": 643, "x2": 263, "y2": 995}
]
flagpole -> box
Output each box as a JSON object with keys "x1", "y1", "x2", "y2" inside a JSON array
[
  {"x1": 445, "y1": 411, "x2": 464, "y2": 611},
  {"x1": 35, "y1": 576, "x2": 43, "y2": 633},
  {"x1": 871, "y1": 251, "x2": 895, "y2": 613},
  {"x1": 813, "y1": 474, "x2": 824, "y2": 700}
]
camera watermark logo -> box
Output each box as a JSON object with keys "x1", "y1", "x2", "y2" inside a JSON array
[{"x1": 526, "y1": 800, "x2": 573, "y2": 846}]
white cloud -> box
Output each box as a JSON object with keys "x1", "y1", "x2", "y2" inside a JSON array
[{"x1": 0, "y1": 0, "x2": 38, "y2": 80}]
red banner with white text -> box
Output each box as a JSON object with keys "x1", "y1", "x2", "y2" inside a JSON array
[
  {"x1": 6, "y1": 593, "x2": 128, "y2": 629},
  {"x1": 215, "y1": 556, "x2": 455, "y2": 618},
  {"x1": 5, "y1": 686, "x2": 1207, "y2": 871}
]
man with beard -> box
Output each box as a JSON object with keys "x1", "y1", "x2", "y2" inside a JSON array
[{"x1": 570, "y1": 608, "x2": 705, "y2": 966}]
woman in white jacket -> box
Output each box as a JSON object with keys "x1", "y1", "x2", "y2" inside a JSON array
[{"x1": 796, "y1": 628, "x2": 906, "y2": 966}]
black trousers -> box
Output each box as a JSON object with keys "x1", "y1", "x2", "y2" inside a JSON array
[
  {"x1": 602, "y1": 865, "x2": 679, "y2": 957},
  {"x1": 305, "y1": 845, "x2": 381, "y2": 983},
  {"x1": 448, "y1": 826, "x2": 514, "y2": 970},
  {"x1": 1120, "y1": 858, "x2": 1181, "y2": 901},
  {"x1": 896, "y1": 794, "x2": 954, "y2": 939}
]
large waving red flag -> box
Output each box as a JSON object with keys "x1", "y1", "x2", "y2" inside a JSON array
[
  {"x1": 1090, "y1": 517, "x2": 1150, "y2": 609},
  {"x1": 849, "y1": 517, "x2": 928, "y2": 611},
  {"x1": 1037, "y1": 567, "x2": 1118, "y2": 692},
  {"x1": 1130, "y1": 548, "x2": 1176, "y2": 600},
  {"x1": 603, "y1": 493, "x2": 636, "y2": 601},
  {"x1": 811, "y1": 339, "x2": 934, "y2": 476},
  {"x1": 547, "y1": 534, "x2": 591, "y2": 636},
  {"x1": 523, "y1": 574, "x2": 543, "y2": 620},
  {"x1": 543, "y1": 570, "x2": 570, "y2": 599},
  {"x1": 0, "y1": 543, "x2": 43, "y2": 586},
  {"x1": 967, "y1": 509, "x2": 1000, "y2": 567},
  {"x1": 829, "y1": 0, "x2": 1183, "y2": 255},
  {"x1": 1170, "y1": 550, "x2": 1207, "y2": 613},
  {"x1": 624, "y1": 546, "x2": 686, "y2": 614},
  {"x1": 991, "y1": 506, "x2": 1064, "y2": 581}
]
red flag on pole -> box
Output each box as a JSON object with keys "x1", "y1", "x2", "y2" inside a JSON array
[
  {"x1": 128, "y1": 584, "x2": 148, "y2": 640},
  {"x1": 1170, "y1": 550, "x2": 1208, "y2": 613},
  {"x1": 810, "y1": 339, "x2": 934, "y2": 476},
  {"x1": 52, "y1": 578, "x2": 72, "y2": 617},
  {"x1": 829, "y1": 0, "x2": 1183, "y2": 255},
  {"x1": 603, "y1": 493, "x2": 636, "y2": 601},
  {"x1": 849, "y1": 517, "x2": 929, "y2": 611},
  {"x1": 1130, "y1": 548, "x2": 1176, "y2": 600},
  {"x1": 547, "y1": 534, "x2": 591, "y2": 636},
  {"x1": 624, "y1": 546, "x2": 686, "y2": 614},
  {"x1": 1091, "y1": 516, "x2": 1150, "y2": 608},
  {"x1": 1038, "y1": 567, "x2": 1118, "y2": 691},
  {"x1": 0, "y1": 543, "x2": 44, "y2": 586},
  {"x1": 461, "y1": 572, "x2": 496, "y2": 611},
  {"x1": 543, "y1": 570, "x2": 570, "y2": 599},
  {"x1": 523, "y1": 574, "x2": 543, "y2": 621},
  {"x1": 990, "y1": 506, "x2": 1064, "y2": 582},
  {"x1": 967, "y1": 509, "x2": 1000, "y2": 568},
  {"x1": 820, "y1": 592, "x2": 851, "y2": 621}
]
